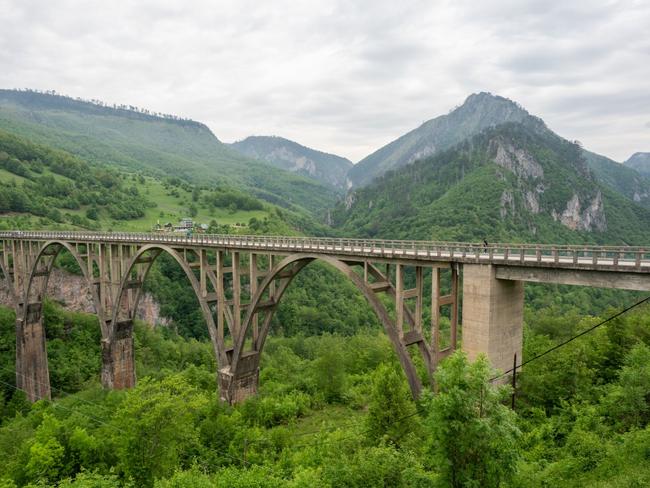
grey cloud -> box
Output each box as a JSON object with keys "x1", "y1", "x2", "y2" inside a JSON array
[{"x1": 0, "y1": 0, "x2": 649, "y2": 161}]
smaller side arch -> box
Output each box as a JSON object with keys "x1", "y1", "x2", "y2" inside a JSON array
[
  {"x1": 23, "y1": 240, "x2": 109, "y2": 336},
  {"x1": 228, "y1": 254, "x2": 423, "y2": 402},
  {"x1": 17, "y1": 240, "x2": 108, "y2": 402}
]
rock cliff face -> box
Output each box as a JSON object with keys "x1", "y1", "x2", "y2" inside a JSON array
[
  {"x1": 0, "y1": 268, "x2": 169, "y2": 327},
  {"x1": 552, "y1": 191, "x2": 607, "y2": 232},
  {"x1": 491, "y1": 139, "x2": 607, "y2": 232}
]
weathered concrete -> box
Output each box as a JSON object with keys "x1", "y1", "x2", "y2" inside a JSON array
[
  {"x1": 219, "y1": 368, "x2": 259, "y2": 404},
  {"x1": 101, "y1": 320, "x2": 136, "y2": 390},
  {"x1": 16, "y1": 311, "x2": 51, "y2": 402},
  {"x1": 496, "y1": 266, "x2": 650, "y2": 291},
  {"x1": 462, "y1": 264, "x2": 524, "y2": 376}
]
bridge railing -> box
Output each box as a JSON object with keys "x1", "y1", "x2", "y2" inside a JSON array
[{"x1": 1, "y1": 231, "x2": 648, "y2": 270}]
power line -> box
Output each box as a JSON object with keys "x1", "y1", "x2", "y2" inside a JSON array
[{"x1": 490, "y1": 295, "x2": 650, "y2": 382}]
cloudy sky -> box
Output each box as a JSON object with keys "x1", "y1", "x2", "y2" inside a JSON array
[{"x1": 1, "y1": 0, "x2": 648, "y2": 162}]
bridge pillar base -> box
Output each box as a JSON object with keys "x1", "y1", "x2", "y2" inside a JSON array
[
  {"x1": 218, "y1": 368, "x2": 259, "y2": 404},
  {"x1": 461, "y1": 264, "x2": 523, "y2": 377},
  {"x1": 15, "y1": 313, "x2": 51, "y2": 402},
  {"x1": 101, "y1": 321, "x2": 135, "y2": 390}
]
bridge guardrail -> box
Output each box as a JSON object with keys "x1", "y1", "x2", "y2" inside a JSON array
[{"x1": 1, "y1": 231, "x2": 648, "y2": 271}]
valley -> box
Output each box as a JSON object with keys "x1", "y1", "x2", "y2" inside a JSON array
[{"x1": 1, "y1": 88, "x2": 650, "y2": 488}]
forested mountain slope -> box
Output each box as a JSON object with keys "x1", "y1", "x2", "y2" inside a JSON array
[
  {"x1": 229, "y1": 135, "x2": 352, "y2": 190},
  {"x1": 347, "y1": 92, "x2": 535, "y2": 187},
  {"x1": 0, "y1": 90, "x2": 338, "y2": 216},
  {"x1": 0, "y1": 128, "x2": 332, "y2": 236},
  {"x1": 583, "y1": 150, "x2": 650, "y2": 208},
  {"x1": 625, "y1": 152, "x2": 650, "y2": 177},
  {"x1": 334, "y1": 122, "x2": 650, "y2": 245},
  {"x1": 0, "y1": 129, "x2": 151, "y2": 226}
]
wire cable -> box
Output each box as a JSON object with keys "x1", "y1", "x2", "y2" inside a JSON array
[{"x1": 490, "y1": 295, "x2": 650, "y2": 382}]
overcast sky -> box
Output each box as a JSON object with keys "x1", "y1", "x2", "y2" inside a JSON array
[{"x1": 1, "y1": 0, "x2": 648, "y2": 162}]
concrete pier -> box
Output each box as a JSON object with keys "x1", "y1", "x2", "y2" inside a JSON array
[{"x1": 461, "y1": 264, "x2": 524, "y2": 376}]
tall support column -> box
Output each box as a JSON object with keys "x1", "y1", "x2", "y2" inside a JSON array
[
  {"x1": 16, "y1": 302, "x2": 51, "y2": 401},
  {"x1": 461, "y1": 264, "x2": 523, "y2": 376},
  {"x1": 101, "y1": 319, "x2": 135, "y2": 389},
  {"x1": 101, "y1": 243, "x2": 136, "y2": 390},
  {"x1": 14, "y1": 240, "x2": 52, "y2": 402}
]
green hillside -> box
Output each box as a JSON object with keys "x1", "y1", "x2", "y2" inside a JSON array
[
  {"x1": 624, "y1": 152, "x2": 650, "y2": 177},
  {"x1": 0, "y1": 128, "x2": 331, "y2": 236},
  {"x1": 229, "y1": 135, "x2": 353, "y2": 189},
  {"x1": 583, "y1": 150, "x2": 650, "y2": 208},
  {"x1": 0, "y1": 90, "x2": 338, "y2": 216},
  {"x1": 334, "y1": 123, "x2": 650, "y2": 245}
]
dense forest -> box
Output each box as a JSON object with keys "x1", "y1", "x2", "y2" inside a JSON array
[{"x1": 1, "y1": 297, "x2": 650, "y2": 487}]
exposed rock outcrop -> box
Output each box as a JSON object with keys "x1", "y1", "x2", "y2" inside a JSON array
[
  {"x1": 0, "y1": 267, "x2": 169, "y2": 327},
  {"x1": 493, "y1": 140, "x2": 544, "y2": 180},
  {"x1": 552, "y1": 191, "x2": 607, "y2": 232}
]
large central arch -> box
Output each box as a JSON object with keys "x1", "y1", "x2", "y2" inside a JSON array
[
  {"x1": 109, "y1": 244, "x2": 229, "y2": 386},
  {"x1": 228, "y1": 254, "x2": 423, "y2": 400}
]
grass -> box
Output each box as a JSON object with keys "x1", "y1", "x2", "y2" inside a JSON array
[
  {"x1": 108, "y1": 176, "x2": 270, "y2": 231},
  {"x1": 0, "y1": 171, "x2": 272, "y2": 232}
]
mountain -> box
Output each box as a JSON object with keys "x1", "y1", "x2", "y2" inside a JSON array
[
  {"x1": 0, "y1": 127, "x2": 333, "y2": 236},
  {"x1": 624, "y1": 152, "x2": 650, "y2": 177},
  {"x1": 583, "y1": 150, "x2": 650, "y2": 208},
  {"x1": 229, "y1": 136, "x2": 352, "y2": 190},
  {"x1": 347, "y1": 92, "x2": 536, "y2": 187},
  {"x1": 0, "y1": 89, "x2": 338, "y2": 216},
  {"x1": 333, "y1": 121, "x2": 650, "y2": 245}
]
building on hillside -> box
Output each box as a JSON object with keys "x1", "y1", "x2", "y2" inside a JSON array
[{"x1": 176, "y1": 218, "x2": 193, "y2": 231}]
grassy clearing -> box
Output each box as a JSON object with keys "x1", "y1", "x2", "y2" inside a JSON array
[{"x1": 0, "y1": 171, "x2": 272, "y2": 232}]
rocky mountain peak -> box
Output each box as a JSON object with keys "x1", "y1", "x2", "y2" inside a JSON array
[{"x1": 347, "y1": 92, "x2": 544, "y2": 187}]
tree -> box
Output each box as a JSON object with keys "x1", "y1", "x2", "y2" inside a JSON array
[
  {"x1": 426, "y1": 352, "x2": 520, "y2": 488},
  {"x1": 188, "y1": 204, "x2": 198, "y2": 218},
  {"x1": 112, "y1": 375, "x2": 209, "y2": 487},
  {"x1": 365, "y1": 363, "x2": 416, "y2": 446},
  {"x1": 602, "y1": 343, "x2": 650, "y2": 430},
  {"x1": 85, "y1": 206, "x2": 99, "y2": 221},
  {"x1": 312, "y1": 337, "x2": 346, "y2": 403}
]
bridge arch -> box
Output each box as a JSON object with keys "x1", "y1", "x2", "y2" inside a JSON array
[
  {"x1": 229, "y1": 254, "x2": 423, "y2": 400},
  {"x1": 109, "y1": 244, "x2": 227, "y2": 373},
  {"x1": 24, "y1": 240, "x2": 108, "y2": 335},
  {"x1": 18, "y1": 240, "x2": 107, "y2": 401}
]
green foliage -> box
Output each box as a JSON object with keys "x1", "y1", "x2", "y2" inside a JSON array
[
  {"x1": 601, "y1": 343, "x2": 650, "y2": 430},
  {"x1": 1, "y1": 294, "x2": 650, "y2": 486},
  {"x1": 0, "y1": 129, "x2": 150, "y2": 227},
  {"x1": 427, "y1": 352, "x2": 520, "y2": 488},
  {"x1": 312, "y1": 337, "x2": 347, "y2": 403},
  {"x1": 112, "y1": 375, "x2": 209, "y2": 487},
  {"x1": 365, "y1": 364, "x2": 417, "y2": 446}
]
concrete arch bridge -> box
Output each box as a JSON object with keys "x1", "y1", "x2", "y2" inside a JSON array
[{"x1": 1, "y1": 231, "x2": 649, "y2": 403}]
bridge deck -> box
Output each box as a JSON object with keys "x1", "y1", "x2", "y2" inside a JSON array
[{"x1": 1, "y1": 231, "x2": 649, "y2": 273}]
